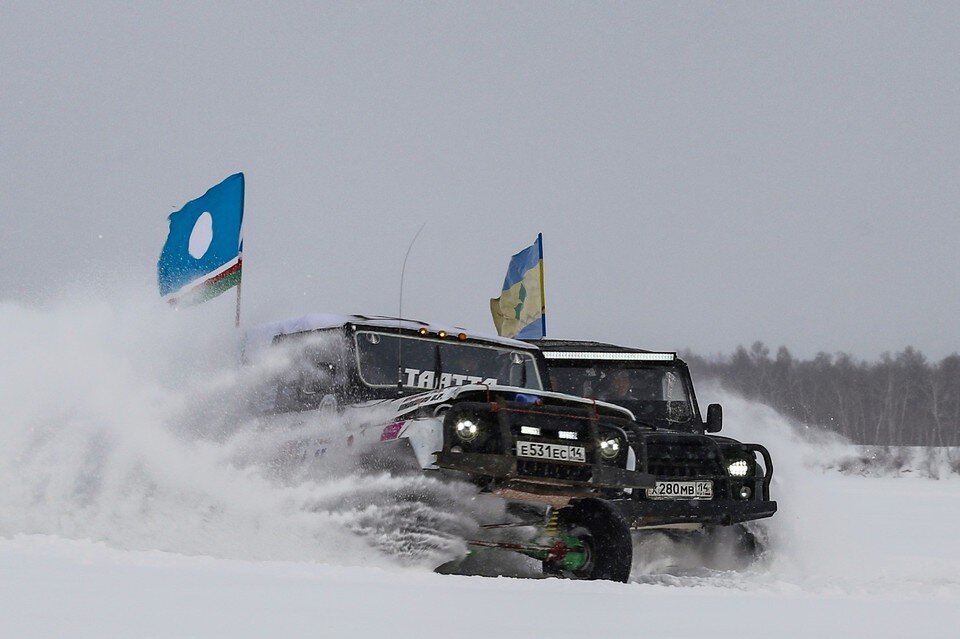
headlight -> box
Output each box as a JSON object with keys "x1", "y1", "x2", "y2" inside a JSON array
[
  {"x1": 727, "y1": 459, "x2": 750, "y2": 477},
  {"x1": 454, "y1": 418, "x2": 481, "y2": 442},
  {"x1": 598, "y1": 436, "x2": 622, "y2": 459}
]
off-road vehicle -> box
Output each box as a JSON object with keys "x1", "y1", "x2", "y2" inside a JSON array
[
  {"x1": 528, "y1": 339, "x2": 777, "y2": 534},
  {"x1": 248, "y1": 316, "x2": 776, "y2": 581},
  {"x1": 247, "y1": 314, "x2": 654, "y2": 581}
]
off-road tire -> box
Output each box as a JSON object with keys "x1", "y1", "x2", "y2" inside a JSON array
[{"x1": 543, "y1": 499, "x2": 632, "y2": 582}]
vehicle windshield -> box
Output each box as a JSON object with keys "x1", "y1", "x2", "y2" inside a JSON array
[
  {"x1": 548, "y1": 363, "x2": 697, "y2": 425},
  {"x1": 355, "y1": 331, "x2": 542, "y2": 391}
]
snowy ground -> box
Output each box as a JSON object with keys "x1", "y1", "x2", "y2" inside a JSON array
[{"x1": 2, "y1": 298, "x2": 959, "y2": 637}]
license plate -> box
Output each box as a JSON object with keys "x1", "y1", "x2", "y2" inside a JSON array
[
  {"x1": 516, "y1": 441, "x2": 586, "y2": 463},
  {"x1": 646, "y1": 480, "x2": 713, "y2": 500}
]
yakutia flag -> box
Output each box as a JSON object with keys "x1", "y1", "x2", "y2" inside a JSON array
[{"x1": 158, "y1": 173, "x2": 244, "y2": 306}]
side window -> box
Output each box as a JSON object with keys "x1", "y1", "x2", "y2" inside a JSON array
[
  {"x1": 548, "y1": 367, "x2": 596, "y2": 397},
  {"x1": 272, "y1": 332, "x2": 350, "y2": 413},
  {"x1": 663, "y1": 371, "x2": 685, "y2": 401},
  {"x1": 663, "y1": 371, "x2": 692, "y2": 422},
  {"x1": 275, "y1": 354, "x2": 338, "y2": 412}
]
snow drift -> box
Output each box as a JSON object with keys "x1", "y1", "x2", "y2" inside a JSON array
[{"x1": 0, "y1": 294, "x2": 489, "y2": 569}]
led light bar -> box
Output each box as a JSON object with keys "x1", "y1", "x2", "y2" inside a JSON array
[
  {"x1": 520, "y1": 426, "x2": 541, "y2": 436},
  {"x1": 542, "y1": 351, "x2": 675, "y2": 361}
]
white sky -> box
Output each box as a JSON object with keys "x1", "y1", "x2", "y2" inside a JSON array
[{"x1": 2, "y1": 2, "x2": 958, "y2": 360}]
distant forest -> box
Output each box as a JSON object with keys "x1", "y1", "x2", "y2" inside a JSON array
[{"x1": 684, "y1": 343, "x2": 960, "y2": 446}]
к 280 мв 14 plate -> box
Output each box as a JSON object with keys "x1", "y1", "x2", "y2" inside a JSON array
[{"x1": 646, "y1": 480, "x2": 713, "y2": 500}]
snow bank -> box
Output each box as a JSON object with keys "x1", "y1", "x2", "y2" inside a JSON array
[
  {"x1": 696, "y1": 385, "x2": 960, "y2": 596},
  {"x1": 2, "y1": 533, "x2": 957, "y2": 639}
]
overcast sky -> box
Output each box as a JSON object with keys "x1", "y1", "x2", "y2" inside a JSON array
[{"x1": 2, "y1": 2, "x2": 958, "y2": 360}]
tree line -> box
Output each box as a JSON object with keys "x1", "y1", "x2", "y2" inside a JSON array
[{"x1": 683, "y1": 343, "x2": 960, "y2": 446}]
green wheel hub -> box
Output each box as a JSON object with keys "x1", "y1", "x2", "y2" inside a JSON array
[{"x1": 556, "y1": 533, "x2": 590, "y2": 572}]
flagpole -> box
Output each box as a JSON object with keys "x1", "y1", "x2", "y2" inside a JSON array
[
  {"x1": 235, "y1": 257, "x2": 242, "y2": 328},
  {"x1": 537, "y1": 233, "x2": 546, "y2": 337},
  {"x1": 235, "y1": 173, "x2": 245, "y2": 329}
]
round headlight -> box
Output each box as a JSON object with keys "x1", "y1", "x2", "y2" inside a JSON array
[
  {"x1": 727, "y1": 459, "x2": 750, "y2": 477},
  {"x1": 454, "y1": 418, "x2": 481, "y2": 442},
  {"x1": 598, "y1": 436, "x2": 622, "y2": 459}
]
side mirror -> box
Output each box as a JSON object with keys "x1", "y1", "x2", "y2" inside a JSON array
[{"x1": 705, "y1": 403, "x2": 723, "y2": 433}]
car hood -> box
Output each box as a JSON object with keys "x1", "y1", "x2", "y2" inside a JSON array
[{"x1": 385, "y1": 384, "x2": 636, "y2": 421}]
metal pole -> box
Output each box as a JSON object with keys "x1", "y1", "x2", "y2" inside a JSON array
[
  {"x1": 235, "y1": 257, "x2": 242, "y2": 328},
  {"x1": 397, "y1": 222, "x2": 427, "y2": 394}
]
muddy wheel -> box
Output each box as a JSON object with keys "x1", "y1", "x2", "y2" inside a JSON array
[{"x1": 542, "y1": 499, "x2": 632, "y2": 582}]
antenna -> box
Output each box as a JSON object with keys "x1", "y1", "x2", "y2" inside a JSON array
[{"x1": 397, "y1": 221, "x2": 427, "y2": 395}]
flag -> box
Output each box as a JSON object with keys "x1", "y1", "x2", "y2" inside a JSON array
[
  {"x1": 490, "y1": 233, "x2": 546, "y2": 339},
  {"x1": 158, "y1": 173, "x2": 244, "y2": 306}
]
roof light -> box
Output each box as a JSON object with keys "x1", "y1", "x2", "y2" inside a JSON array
[
  {"x1": 418, "y1": 327, "x2": 429, "y2": 336},
  {"x1": 457, "y1": 333, "x2": 467, "y2": 341},
  {"x1": 542, "y1": 351, "x2": 675, "y2": 361},
  {"x1": 438, "y1": 330, "x2": 448, "y2": 338}
]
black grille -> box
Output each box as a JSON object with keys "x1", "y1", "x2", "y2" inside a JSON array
[
  {"x1": 642, "y1": 436, "x2": 724, "y2": 478},
  {"x1": 516, "y1": 459, "x2": 593, "y2": 482}
]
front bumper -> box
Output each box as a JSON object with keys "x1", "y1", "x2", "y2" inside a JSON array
[
  {"x1": 434, "y1": 398, "x2": 777, "y2": 526},
  {"x1": 611, "y1": 497, "x2": 778, "y2": 528},
  {"x1": 437, "y1": 398, "x2": 652, "y2": 495},
  {"x1": 434, "y1": 450, "x2": 655, "y2": 493},
  {"x1": 434, "y1": 452, "x2": 776, "y2": 527}
]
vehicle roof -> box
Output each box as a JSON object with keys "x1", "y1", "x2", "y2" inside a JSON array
[
  {"x1": 246, "y1": 313, "x2": 538, "y2": 353},
  {"x1": 525, "y1": 338, "x2": 681, "y2": 362}
]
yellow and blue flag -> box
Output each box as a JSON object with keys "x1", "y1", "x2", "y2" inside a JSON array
[{"x1": 490, "y1": 234, "x2": 546, "y2": 339}]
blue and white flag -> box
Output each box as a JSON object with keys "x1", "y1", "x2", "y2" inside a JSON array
[
  {"x1": 490, "y1": 234, "x2": 546, "y2": 339},
  {"x1": 158, "y1": 173, "x2": 244, "y2": 305}
]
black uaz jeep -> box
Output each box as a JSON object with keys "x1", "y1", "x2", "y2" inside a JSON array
[{"x1": 526, "y1": 339, "x2": 777, "y2": 531}]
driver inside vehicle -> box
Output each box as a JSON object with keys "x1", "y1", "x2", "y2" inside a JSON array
[{"x1": 600, "y1": 370, "x2": 636, "y2": 401}]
